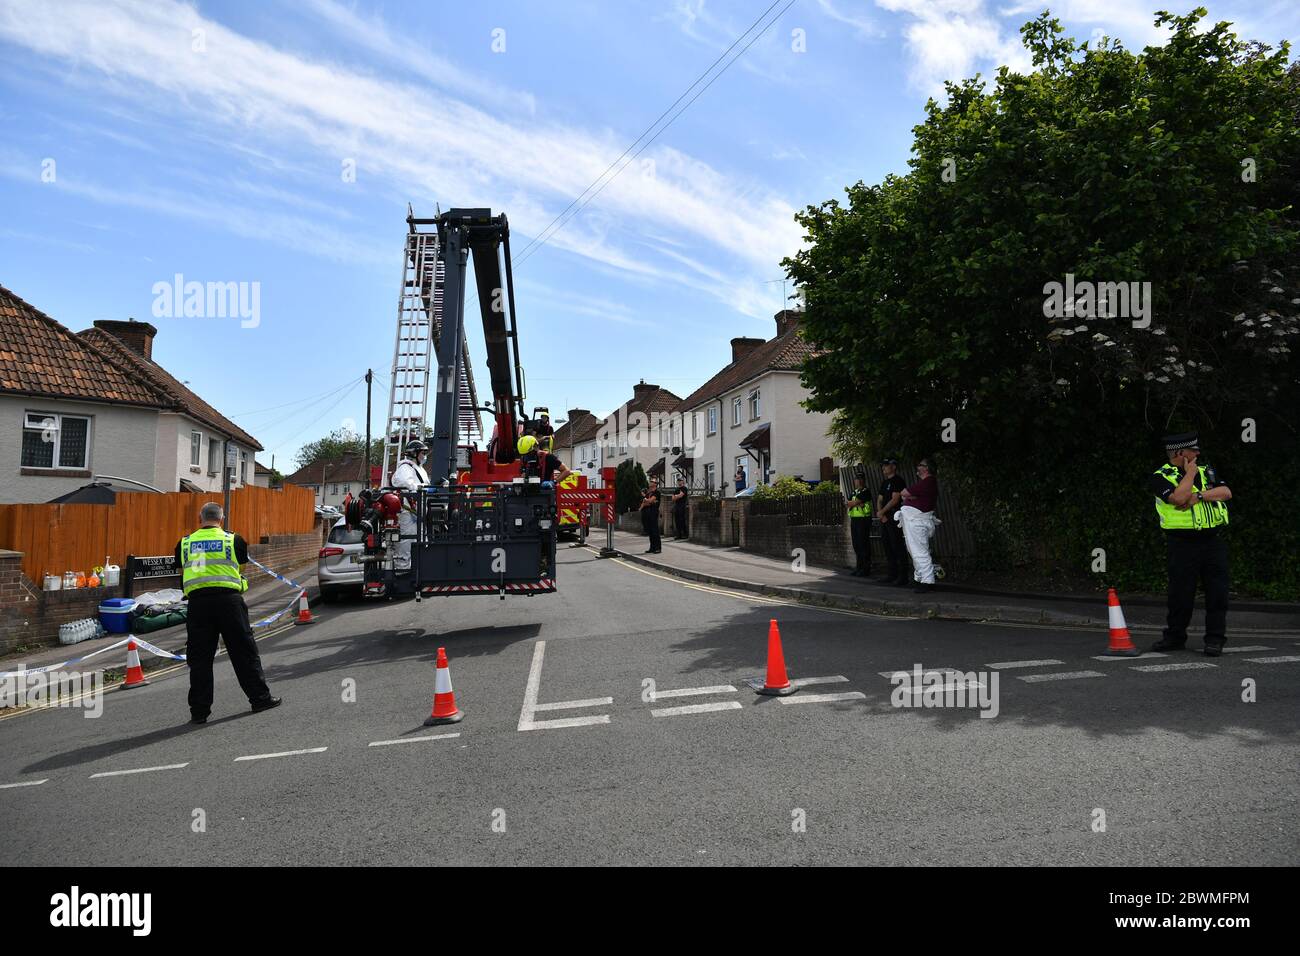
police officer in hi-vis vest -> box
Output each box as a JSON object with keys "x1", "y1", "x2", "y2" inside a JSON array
[
  {"x1": 175, "y1": 502, "x2": 280, "y2": 723},
  {"x1": 846, "y1": 472, "x2": 872, "y2": 577},
  {"x1": 1148, "y1": 432, "x2": 1232, "y2": 656}
]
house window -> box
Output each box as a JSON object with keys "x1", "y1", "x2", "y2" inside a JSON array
[
  {"x1": 330, "y1": 483, "x2": 338, "y2": 495},
  {"x1": 240, "y1": 451, "x2": 248, "y2": 485},
  {"x1": 208, "y1": 439, "x2": 219, "y2": 474},
  {"x1": 749, "y1": 387, "x2": 761, "y2": 420},
  {"x1": 190, "y1": 431, "x2": 202, "y2": 466},
  {"x1": 22, "y1": 412, "x2": 90, "y2": 469},
  {"x1": 692, "y1": 413, "x2": 698, "y2": 441},
  {"x1": 732, "y1": 396, "x2": 742, "y2": 426},
  {"x1": 704, "y1": 462, "x2": 715, "y2": 491},
  {"x1": 735, "y1": 456, "x2": 749, "y2": 485},
  {"x1": 706, "y1": 407, "x2": 717, "y2": 435},
  {"x1": 341, "y1": 484, "x2": 350, "y2": 495}
]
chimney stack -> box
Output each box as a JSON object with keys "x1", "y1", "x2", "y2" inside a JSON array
[
  {"x1": 774, "y1": 310, "x2": 802, "y2": 337},
  {"x1": 632, "y1": 380, "x2": 657, "y2": 398},
  {"x1": 731, "y1": 337, "x2": 764, "y2": 363},
  {"x1": 94, "y1": 318, "x2": 158, "y2": 360}
]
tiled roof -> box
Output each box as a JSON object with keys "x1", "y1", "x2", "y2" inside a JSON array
[
  {"x1": 592, "y1": 383, "x2": 683, "y2": 440},
  {"x1": 283, "y1": 455, "x2": 370, "y2": 487},
  {"x1": 79, "y1": 327, "x2": 262, "y2": 450},
  {"x1": 675, "y1": 322, "x2": 816, "y2": 412},
  {"x1": 552, "y1": 410, "x2": 602, "y2": 448},
  {"x1": 0, "y1": 284, "x2": 171, "y2": 408}
]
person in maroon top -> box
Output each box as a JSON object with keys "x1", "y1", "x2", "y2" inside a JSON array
[{"x1": 899, "y1": 458, "x2": 940, "y2": 591}]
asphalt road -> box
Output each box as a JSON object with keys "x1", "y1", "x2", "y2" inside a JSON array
[{"x1": 2, "y1": 547, "x2": 1296, "y2": 866}]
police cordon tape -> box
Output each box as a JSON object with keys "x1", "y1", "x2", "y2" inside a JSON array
[{"x1": 0, "y1": 559, "x2": 309, "y2": 679}]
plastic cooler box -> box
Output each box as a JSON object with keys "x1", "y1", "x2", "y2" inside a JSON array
[{"x1": 98, "y1": 598, "x2": 136, "y2": 634}]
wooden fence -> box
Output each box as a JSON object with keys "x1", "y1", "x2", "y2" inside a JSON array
[{"x1": 0, "y1": 484, "x2": 316, "y2": 582}]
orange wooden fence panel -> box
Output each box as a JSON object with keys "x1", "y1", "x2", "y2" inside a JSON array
[{"x1": 0, "y1": 485, "x2": 315, "y2": 582}]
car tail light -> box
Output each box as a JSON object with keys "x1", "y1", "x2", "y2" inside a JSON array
[
  {"x1": 319, "y1": 547, "x2": 344, "y2": 557},
  {"x1": 366, "y1": 534, "x2": 376, "y2": 549}
]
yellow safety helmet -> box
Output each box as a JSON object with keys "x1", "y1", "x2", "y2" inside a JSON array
[{"x1": 517, "y1": 434, "x2": 538, "y2": 455}]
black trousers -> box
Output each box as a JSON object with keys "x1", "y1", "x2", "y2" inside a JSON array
[
  {"x1": 673, "y1": 504, "x2": 688, "y2": 538},
  {"x1": 643, "y1": 509, "x2": 661, "y2": 551},
  {"x1": 881, "y1": 516, "x2": 907, "y2": 580},
  {"x1": 1164, "y1": 532, "x2": 1230, "y2": 647},
  {"x1": 849, "y1": 517, "x2": 871, "y2": 573},
  {"x1": 185, "y1": 589, "x2": 272, "y2": 717}
]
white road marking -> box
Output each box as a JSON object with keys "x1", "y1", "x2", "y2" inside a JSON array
[
  {"x1": 533, "y1": 697, "x2": 614, "y2": 712},
  {"x1": 779, "y1": 691, "x2": 868, "y2": 705},
  {"x1": 234, "y1": 747, "x2": 327, "y2": 762},
  {"x1": 1017, "y1": 671, "x2": 1105, "y2": 683},
  {"x1": 0, "y1": 779, "x2": 48, "y2": 789},
  {"x1": 651, "y1": 701, "x2": 743, "y2": 718},
  {"x1": 651, "y1": 684, "x2": 737, "y2": 700},
  {"x1": 1093, "y1": 652, "x2": 1168, "y2": 660},
  {"x1": 518, "y1": 640, "x2": 611, "y2": 732},
  {"x1": 90, "y1": 762, "x2": 189, "y2": 778},
  {"x1": 1244, "y1": 655, "x2": 1300, "y2": 664},
  {"x1": 986, "y1": 659, "x2": 1063, "y2": 669},
  {"x1": 878, "y1": 668, "x2": 961, "y2": 679},
  {"x1": 790, "y1": 675, "x2": 849, "y2": 688},
  {"x1": 526, "y1": 715, "x2": 611, "y2": 730},
  {"x1": 368, "y1": 733, "x2": 461, "y2": 747},
  {"x1": 897, "y1": 679, "x2": 985, "y2": 695},
  {"x1": 1131, "y1": 662, "x2": 1217, "y2": 672},
  {"x1": 1220, "y1": 645, "x2": 1274, "y2": 653}
]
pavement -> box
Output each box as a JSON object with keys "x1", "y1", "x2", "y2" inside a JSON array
[
  {"x1": 606, "y1": 530, "x2": 1300, "y2": 634},
  {"x1": 1, "y1": 545, "x2": 1296, "y2": 866},
  {"x1": 0, "y1": 560, "x2": 320, "y2": 678}
]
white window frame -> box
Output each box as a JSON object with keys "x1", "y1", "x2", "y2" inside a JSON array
[
  {"x1": 706, "y1": 407, "x2": 717, "y2": 435},
  {"x1": 704, "y1": 462, "x2": 715, "y2": 491},
  {"x1": 208, "y1": 438, "x2": 219, "y2": 475},
  {"x1": 22, "y1": 411, "x2": 91, "y2": 470},
  {"x1": 732, "y1": 396, "x2": 742, "y2": 426},
  {"x1": 190, "y1": 430, "x2": 202, "y2": 467},
  {"x1": 240, "y1": 450, "x2": 248, "y2": 485},
  {"x1": 749, "y1": 387, "x2": 761, "y2": 421},
  {"x1": 692, "y1": 412, "x2": 698, "y2": 441}
]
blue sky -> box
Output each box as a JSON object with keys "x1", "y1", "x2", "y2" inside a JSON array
[{"x1": 2, "y1": 0, "x2": 1295, "y2": 468}]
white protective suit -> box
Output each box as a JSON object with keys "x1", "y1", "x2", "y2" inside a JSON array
[
  {"x1": 898, "y1": 505, "x2": 938, "y2": 585},
  {"x1": 390, "y1": 457, "x2": 429, "y2": 571}
]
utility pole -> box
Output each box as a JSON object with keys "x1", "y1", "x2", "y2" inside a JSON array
[{"x1": 365, "y1": 368, "x2": 373, "y2": 487}]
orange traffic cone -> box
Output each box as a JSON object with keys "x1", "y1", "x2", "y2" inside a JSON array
[
  {"x1": 757, "y1": 619, "x2": 796, "y2": 696},
  {"x1": 123, "y1": 639, "x2": 148, "y2": 688},
  {"x1": 1101, "y1": 588, "x2": 1140, "y2": 656},
  {"x1": 423, "y1": 647, "x2": 464, "y2": 725},
  {"x1": 295, "y1": 591, "x2": 314, "y2": 625}
]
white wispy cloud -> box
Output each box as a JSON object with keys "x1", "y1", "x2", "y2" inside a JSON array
[
  {"x1": 0, "y1": 0, "x2": 803, "y2": 316},
  {"x1": 815, "y1": 0, "x2": 880, "y2": 38}
]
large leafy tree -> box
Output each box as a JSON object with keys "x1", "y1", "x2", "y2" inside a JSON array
[{"x1": 785, "y1": 9, "x2": 1299, "y2": 595}]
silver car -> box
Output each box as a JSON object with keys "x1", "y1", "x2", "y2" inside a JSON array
[{"x1": 318, "y1": 518, "x2": 365, "y2": 601}]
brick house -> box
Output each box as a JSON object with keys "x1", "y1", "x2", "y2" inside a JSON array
[
  {"x1": 284, "y1": 452, "x2": 370, "y2": 508},
  {"x1": 595, "y1": 381, "x2": 682, "y2": 483},
  {"x1": 0, "y1": 284, "x2": 261, "y2": 503},
  {"x1": 551, "y1": 408, "x2": 603, "y2": 484}
]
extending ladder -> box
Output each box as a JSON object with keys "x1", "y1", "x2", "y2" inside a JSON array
[{"x1": 382, "y1": 210, "x2": 482, "y2": 484}]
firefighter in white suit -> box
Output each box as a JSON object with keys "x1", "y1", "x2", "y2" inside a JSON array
[{"x1": 391, "y1": 440, "x2": 430, "y2": 571}]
